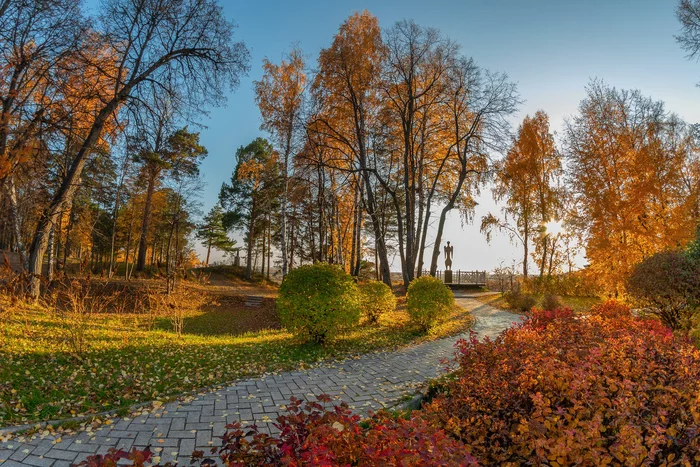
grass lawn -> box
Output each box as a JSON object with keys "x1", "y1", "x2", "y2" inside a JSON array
[
  {"x1": 0, "y1": 290, "x2": 473, "y2": 427},
  {"x1": 476, "y1": 292, "x2": 602, "y2": 313}
]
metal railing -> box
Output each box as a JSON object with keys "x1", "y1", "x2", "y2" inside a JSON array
[{"x1": 422, "y1": 269, "x2": 487, "y2": 285}]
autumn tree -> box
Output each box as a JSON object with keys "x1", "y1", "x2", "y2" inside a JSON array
[
  {"x1": 25, "y1": 0, "x2": 249, "y2": 296},
  {"x1": 565, "y1": 81, "x2": 696, "y2": 294},
  {"x1": 310, "y1": 11, "x2": 393, "y2": 286},
  {"x1": 677, "y1": 0, "x2": 700, "y2": 73},
  {"x1": 254, "y1": 47, "x2": 306, "y2": 277},
  {"x1": 380, "y1": 20, "x2": 457, "y2": 283},
  {"x1": 675, "y1": 0, "x2": 700, "y2": 231},
  {"x1": 428, "y1": 57, "x2": 519, "y2": 276},
  {"x1": 293, "y1": 132, "x2": 361, "y2": 270},
  {"x1": 0, "y1": 0, "x2": 83, "y2": 262},
  {"x1": 481, "y1": 111, "x2": 562, "y2": 278}
]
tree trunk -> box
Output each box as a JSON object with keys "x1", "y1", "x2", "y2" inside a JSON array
[
  {"x1": 261, "y1": 216, "x2": 266, "y2": 277},
  {"x1": 317, "y1": 164, "x2": 326, "y2": 262},
  {"x1": 246, "y1": 199, "x2": 256, "y2": 280},
  {"x1": 64, "y1": 209, "x2": 74, "y2": 271},
  {"x1": 547, "y1": 236, "x2": 557, "y2": 277},
  {"x1": 539, "y1": 235, "x2": 548, "y2": 278},
  {"x1": 28, "y1": 97, "x2": 123, "y2": 297},
  {"x1": 124, "y1": 197, "x2": 137, "y2": 280},
  {"x1": 137, "y1": 171, "x2": 157, "y2": 272},
  {"x1": 47, "y1": 226, "x2": 55, "y2": 281},
  {"x1": 349, "y1": 181, "x2": 360, "y2": 275},
  {"x1": 352, "y1": 179, "x2": 364, "y2": 277},
  {"x1": 279, "y1": 127, "x2": 293, "y2": 277},
  {"x1": 429, "y1": 171, "x2": 467, "y2": 276},
  {"x1": 5, "y1": 176, "x2": 26, "y2": 267},
  {"x1": 523, "y1": 224, "x2": 529, "y2": 278},
  {"x1": 267, "y1": 218, "x2": 271, "y2": 280},
  {"x1": 416, "y1": 199, "x2": 432, "y2": 277},
  {"x1": 108, "y1": 160, "x2": 128, "y2": 277},
  {"x1": 362, "y1": 172, "x2": 392, "y2": 286},
  {"x1": 166, "y1": 221, "x2": 175, "y2": 276}
]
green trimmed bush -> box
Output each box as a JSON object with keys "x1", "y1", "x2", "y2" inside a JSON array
[
  {"x1": 406, "y1": 276, "x2": 454, "y2": 332},
  {"x1": 277, "y1": 263, "x2": 361, "y2": 344},
  {"x1": 359, "y1": 281, "x2": 396, "y2": 324}
]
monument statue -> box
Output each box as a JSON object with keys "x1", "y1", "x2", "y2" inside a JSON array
[{"x1": 444, "y1": 241, "x2": 454, "y2": 271}]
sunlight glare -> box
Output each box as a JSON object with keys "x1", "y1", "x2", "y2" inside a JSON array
[{"x1": 545, "y1": 220, "x2": 564, "y2": 236}]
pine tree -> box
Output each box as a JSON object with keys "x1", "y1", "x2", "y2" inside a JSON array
[{"x1": 196, "y1": 204, "x2": 236, "y2": 267}]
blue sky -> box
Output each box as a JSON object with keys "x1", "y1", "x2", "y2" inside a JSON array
[{"x1": 87, "y1": 0, "x2": 700, "y2": 271}]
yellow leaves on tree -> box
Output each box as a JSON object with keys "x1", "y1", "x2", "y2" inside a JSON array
[
  {"x1": 255, "y1": 49, "x2": 305, "y2": 147},
  {"x1": 51, "y1": 36, "x2": 123, "y2": 153},
  {"x1": 487, "y1": 111, "x2": 563, "y2": 278},
  {"x1": 565, "y1": 81, "x2": 699, "y2": 295}
]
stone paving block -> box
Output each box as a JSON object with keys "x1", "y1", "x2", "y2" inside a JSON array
[
  {"x1": 176, "y1": 406, "x2": 202, "y2": 412},
  {"x1": 184, "y1": 422, "x2": 212, "y2": 431},
  {"x1": 0, "y1": 460, "x2": 32, "y2": 467},
  {"x1": 113, "y1": 419, "x2": 131, "y2": 431},
  {"x1": 170, "y1": 418, "x2": 185, "y2": 431},
  {"x1": 105, "y1": 431, "x2": 137, "y2": 439},
  {"x1": 95, "y1": 445, "x2": 113, "y2": 456},
  {"x1": 44, "y1": 449, "x2": 78, "y2": 461},
  {"x1": 130, "y1": 423, "x2": 157, "y2": 432},
  {"x1": 66, "y1": 442, "x2": 98, "y2": 453},
  {"x1": 195, "y1": 430, "x2": 211, "y2": 448},
  {"x1": 179, "y1": 438, "x2": 195, "y2": 459},
  {"x1": 8, "y1": 449, "x2": 30, "y2": 463},
  {"x1": 134, "y1": 432, "x2": 153, "y2": 446},
  {"x1": 22, "y1": 455, "x2": 55, "y2": 467},
  {"x1": 153, "y1": 438, "x2": 178, "y2": 447},
  {"x1": 114, "y1": 438, "x2": 133, "y2": 451},
  {"x1": 88, "y1": 437, "x2": 117, "y2": 447},
  {"x1": 72, "y1": 452, "x2": 94, "y2": 464}
]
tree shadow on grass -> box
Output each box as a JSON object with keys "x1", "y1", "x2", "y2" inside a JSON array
[{"x1": 156, "y1": 295, "x2": 282, "y2": 337}]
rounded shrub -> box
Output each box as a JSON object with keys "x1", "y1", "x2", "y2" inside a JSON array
[
  {"x1": 359, "y1": 281, "x2": 397, "y2": 324},
  {"x1": 277, "y1": 263, "x2": 361, "y2": 344},
  {"x1": 626, "y1": 250, "x2": 700, "y2": 330},
  {"x1": 406, "y1": 276, "x2": 454, "y2": 332},
  {"x1": 504, "y1": 290, "x2": 537, "y2": 312},
  {"x1": 541, "y1": 293, "x2": 562, "y2": 311}
]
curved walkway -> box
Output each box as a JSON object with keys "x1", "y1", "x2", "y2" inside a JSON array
[{"x1": 0, "y1": 297, "x2": 521, "y2": 466}]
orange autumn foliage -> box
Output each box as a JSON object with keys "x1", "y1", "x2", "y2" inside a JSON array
[
  {"x1": 425, "y1": 301, "x2": 700, "y2": 466},
  {"x1": 566, "y1": 81, "x2": 699, "y2": 295}
]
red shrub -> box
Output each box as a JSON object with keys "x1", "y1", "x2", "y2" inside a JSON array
[
  {"x1": 76, "y1": 396, "x2": 478, "y2": 467},
  {"x1": 213, "y1": 396, "x2": 478, "y2": 466},
  {"x1": 526, "y1": 307, "x2": 574, "y2": 330},
  {"x1": 589, "y1": 299, "x2": 633, "y2": 320},
  {"x1": 74, "y1": 448, "x2": 161, "y2": 467},
  {"x1": 424, "y1": 300, "x2": 700, "y2": 466}
]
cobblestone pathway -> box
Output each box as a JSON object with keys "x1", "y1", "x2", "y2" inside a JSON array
[{"x1": 0, "y1": 297, "x2": 521, "y2": 466}]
